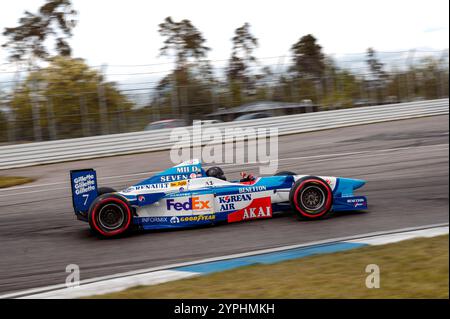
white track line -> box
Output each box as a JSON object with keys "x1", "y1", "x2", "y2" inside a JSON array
[
  {"x1": 1, "y1": 143, "x2": 448, "y2": 197},
  {"x1": 1, "y1": 223, "x2": 447, "y2": 299}
]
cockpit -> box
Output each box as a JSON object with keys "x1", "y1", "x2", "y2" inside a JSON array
[{"x1": 205, "y1": 166, "x2": 257, "y2": 185}]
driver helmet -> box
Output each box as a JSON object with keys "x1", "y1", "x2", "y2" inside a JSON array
[{"x1": 206, "y1": 166, "x2": 226, "y2": 181}]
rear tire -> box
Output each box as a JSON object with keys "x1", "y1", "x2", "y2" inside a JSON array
[
  {"x1": 289, "y1": 176, "x2": 333, "y2": 220},
  {"x1": 98, "y1": 187, "x2": 117, "y2": 195},
  {"x1": 88, "y1": 193, "x2": 132, "y2": 237}
]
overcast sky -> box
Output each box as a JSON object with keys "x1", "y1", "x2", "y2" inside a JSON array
[{"x1": 0, "y1": 0, "x2": 448, "y2": 68}]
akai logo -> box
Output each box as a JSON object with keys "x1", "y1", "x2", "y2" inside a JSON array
[
  {"x1": 243, "y1": 206, "x2": 271, "y2": 220},
  {"x1": 227, "y1": 197, "x2": 272, "y2": 223},
  {"x1": 166, "y1": 197, "x2": 211, "y2": 211}
]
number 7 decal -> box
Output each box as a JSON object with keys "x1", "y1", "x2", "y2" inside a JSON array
[{"x1": 82, "y1": 193, "x2": 89, "y2": 206}]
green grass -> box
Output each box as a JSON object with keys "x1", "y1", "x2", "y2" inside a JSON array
[
  {"x1": 0, "y1": 176, "x2": 35, "y2": 188},
  {"x1": 92, "y1": 235, "x2": 449, "y2": 299}
]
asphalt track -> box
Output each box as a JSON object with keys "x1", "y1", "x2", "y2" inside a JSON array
[{"x1": 0, "y1": 115, "x2": 448, "y2": 294}]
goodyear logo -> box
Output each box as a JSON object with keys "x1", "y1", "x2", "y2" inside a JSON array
[{"x1": 180, "y1": 215, "x2": 215, "y2": 222}]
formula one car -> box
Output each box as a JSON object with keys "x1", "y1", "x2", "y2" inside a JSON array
[{"x1": 70, "y1": 159, "x2": 368, "y2": 237}]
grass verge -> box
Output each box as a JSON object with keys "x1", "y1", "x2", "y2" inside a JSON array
[
  {"x1": 93, "y1": 235, "x2": 449, "y2": 299},
  {"x1": 0, "y1": 176, "x2": 35, "y2": 188}
]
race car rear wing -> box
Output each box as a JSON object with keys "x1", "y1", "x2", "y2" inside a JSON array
[{"x1": 70, "y1": 169, "x2": 98, "y2": 215}]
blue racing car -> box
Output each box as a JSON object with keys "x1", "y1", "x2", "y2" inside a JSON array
[{"x1": 70, "y1": 159, "x2": 368, "y2": 237}]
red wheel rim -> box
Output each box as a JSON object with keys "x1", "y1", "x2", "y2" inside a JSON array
[
  {"x1": 91, "y1": 197, "x2": 131, "y2": 236},
  {"x1": 293, "y1": 179, "x2": 332, "y2": 218}
]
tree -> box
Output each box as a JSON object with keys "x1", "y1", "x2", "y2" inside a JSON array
[
  {"x1": 227, "y1": 23, "x2": 258, "y2": 81},
  {"x1": 366, "y1": 48, "x2": 386, "y2": 79},
  {"x1": 158, "y1": 17, "x2": 213, "y2": 121},
  {"x1": 290, "y1": 34, "x2": 325, "y2": 79},
  {"x1": 9, "y1": 57, "x2": 133, "y2": 141},
  {"x1": 2, "y1": 0, "x2": 77, "y2": 67},
  {"x1": 0, "y1": 90, "x2": 10, "y2": 143},
  {"x1": 227, "y1": 23, "x2": 259, "y2": 105},
  {"x1": 366, "y1": 48, "x2": 388, "y2": 103},
  {"x1": 158, "y1": 17, "x2": 210, "y2": 67}
]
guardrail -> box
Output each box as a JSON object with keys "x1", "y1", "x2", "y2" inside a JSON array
[{"x1": 0, "y1": 98, "x2": 448, "y2": 170}]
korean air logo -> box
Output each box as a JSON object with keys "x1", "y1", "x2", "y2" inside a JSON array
[
  {"x1": 170, "y1": 216, "x2": 180, "y2": 224},
  {"x1": 218, "y1": 194, "x2": 252, "y2": 204}
]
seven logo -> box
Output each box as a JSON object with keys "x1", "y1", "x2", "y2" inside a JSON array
[
  {"x1": 238, "y1": 186, "x2": 267, "y2": 193},
  {"x1": 160, "y1": 175, "x2": 188, "y2": 182}
]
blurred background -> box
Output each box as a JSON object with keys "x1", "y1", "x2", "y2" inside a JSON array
[
  {"x1": 0, "y1": 0, "x2": 448, "y2": 144},
  {"x1": 0, "y1": 0, "x2": 448, "y2": 299}
]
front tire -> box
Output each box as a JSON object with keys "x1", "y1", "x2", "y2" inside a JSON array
[
  {"x1": 88, "y1": 193, "x2": 132, "y2": 237},
  {"x1": 289, "y1": 176, "x2": 333, "y2": 220}
]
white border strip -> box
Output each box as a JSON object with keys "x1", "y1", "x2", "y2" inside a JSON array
[{"x1": 1, "y1": 223, "x2": 447, "y2": 299}]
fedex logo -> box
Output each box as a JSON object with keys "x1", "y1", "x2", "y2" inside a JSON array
[{"x1": 166, "y1": 197, "x2": 211, "y2": 211}]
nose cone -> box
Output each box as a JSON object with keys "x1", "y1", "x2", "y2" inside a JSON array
[{"x1": 352, "y1": 179, "x2": 366, "y2": 190}]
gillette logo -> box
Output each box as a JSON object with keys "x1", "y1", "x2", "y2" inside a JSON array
[{"x1": 166, "y1": 197, "x2": 211, "y2": 211}]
